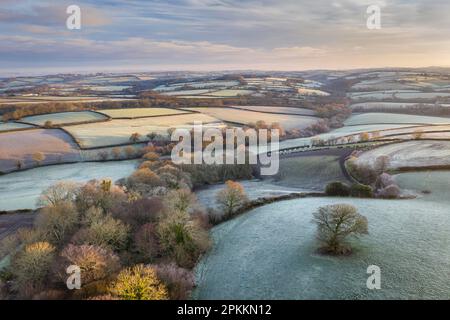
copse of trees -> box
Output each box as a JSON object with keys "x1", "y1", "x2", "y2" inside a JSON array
[
  {"x1": 345, "y1": 154, "x2": 402, "y2": 199},
  {"x1": 0, "y1": 175, "x2": 209, "y2": 300}
]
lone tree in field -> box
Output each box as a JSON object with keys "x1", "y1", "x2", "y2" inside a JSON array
[
  {"x1": 129, "y1": 132, "x2": 141, "y2": 143},
  {"x1": 216, "y1": 180, "x2": 248, "y2": 217},
  {"x1": 32, "y1": 152, "x2": 46, "y2": 166},
  {"x1": 312, "y1": 204, "x2": 368, "y2": 255}
]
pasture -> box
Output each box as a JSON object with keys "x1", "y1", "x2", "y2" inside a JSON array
[
  {"x1": 354, "y1": 140, "x2": 450, "y2": 170},
  {"x1": 0, "y1": 129, "x2": 81, "y2": 173},
  {"x1": 21, "y1": 111, "x2": 108, "y2": 126},
  {"x1": 96, "y1": 108, "x2": 190, "y2": 119},
  {"x1": 64, "y1": 113, "x2": 222, "y2": 148},
  {"x1": 229, "y1": 105, "x2": 317, "y2": 116},
  {"x1": 0, "y1": 160, "x2": 139, "y2": 211},
  {"x1": 0, "y1": 122, "x2": 34, "y2": 132},
  {"x1": 194, "y1": 196, "x2": 450, "y2": 299},
  {"x1": 185, "y1": 107, "x2": 319, "y2": 130},
  {"x1": 344, "y1": 113, "x2": 450, "y2": 126}
]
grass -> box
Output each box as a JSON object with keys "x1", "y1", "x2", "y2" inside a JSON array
[
  {"x1": 229, "y1": 105, "x2": 317, "y2": 116},
  {"x1": 64, "y1": 113, "x2": 222, "y2": 148},
  {"x1": 21, "y1": 111, "x2": 108, "y2": 126},
  {"x1": 194, "y1": 196, "x2": 450, "y2": 299},
  {"x1": 344, "y1": 113, "x2": 450, "y2": 126},
  {"x1": 354, "y1": 140, "x2": 450, "y2": 170},
  {"x1": 272, "y1": 155, "x2": 348, "y2": 189},
  {"x1": 0, "y1": 160, "x2": 139, "y2": 211},
  {"x1": 97, "y1": 108, "x2": 190, "y2": 119},
  {"x1": 185, "y1": 107, "x2": 318, "y2": 130},
  {"x1": 0, "y1": 122, "x2": 34, "y2": 132},
  {"x1": 0, "y1": 129, "x2": 81, "y2": 173}
]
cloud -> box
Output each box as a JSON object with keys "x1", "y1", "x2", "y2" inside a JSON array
[{"x1": 0, "y1": 0, "x2": 450, "y2": 71}]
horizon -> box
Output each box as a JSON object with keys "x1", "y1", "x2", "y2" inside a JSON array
[{"x1": 1, "y1": 0, "x2": 450, "y2": 74}]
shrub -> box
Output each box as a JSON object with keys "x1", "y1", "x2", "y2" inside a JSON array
[
  {"x1": 133, "y1": 223, "x2": 160, "y2": 262},
  {"x1": 72, "y1": 280, "x2": 111, "y2": 300},
  {"x1": 346, "y1": 157, "x2": 378, "y2": 185},
  {"x1": 76, "y1": 180, "x2": 128, "y2": 214},
  {"x1": 37, "y1": 181, "x2": 80, "y2": 207},
  {"x1": 112, "y1": 198, "x2": 163, "y2": 228},
  {"x1": 374, "y1": 155, "x2": 390, "y2": 174},
  {"x1": 109, "y1": 264, "x2": 168, "y2": 300},
  {"x1": 325, "y1": 181, "x2": 350, "y2": 196},
  {"x1": 32, "y1": 152, "x2": 46, "y2": 166},
  {"x1": 216, "y1": 181, "x2": 248, "y2": 216},
  {"x1": 375, "y1": 173, "x2": 395, "y2": 190},
  {"x1": 43, "y1": 121, "x2": 53, "y2": 128},
  {"x1": 32, "y1": 290, "x2": 66, "y2": 300},
  {"x1": 35, "y1": 201, "x2": 79, "y2": 245},
  {"x1": 129, "y1": 168, "x2": 163, "y2": 187},
  {"x1": 164, "y1": 189, "x2": 197, "y2": 214},
  {"x1": 0, "y1": 234, "x2": 20, "y2": 259},
  {"x1": 157, "y1": 211, "x2": 210, "y2": 268},
  {"x1": 143, "y1": 152, "x2": 160, "y2": 161},
  {"x1": 72, "y1": 214, "x2": 130, "y2": 251},
  {"x1": 312, "y1": 204, "x2": 368, "y2": 255},
  {"x1": 152, "y1": 263, "x2": 194, "y2": 300},
  {"x1": 11, "y1": 242, "x2": 56, "y2": 296},
  {"x1": 350, "y1": 183, "x2": 373, "y2": 198},
  {"x1": 378, "y1": 184, "x2": 401, "y2": 199},
  {"x1": 60, "y1": 244, "x2": 121, "y2": 284}
]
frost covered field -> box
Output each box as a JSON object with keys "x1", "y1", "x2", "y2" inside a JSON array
[
  {"x1": 21, "y1": 111, "x2": 108, "y2": 126},
  {"x1": 0, "y1": 160, "x2": 139, "y2": 211},
  {"x1": 185, "y1": 107, "x2": 319, "y2": 130},
  {"x1": 194, "y1": 196, "x2": 450, "y2": 299},
  {"x1": 0, "y1": 129, "x2": 80, "y2": 173},
  {"x1": 229, "y1": 105, "x2": 317, "y2": 116},
  {"x1": 64, "y1": 113, "x2": 222, "y2": 148},
  {"x1": 354, "y1": 140, "x2": 450, "y2": 170},
  {"x1": 97, "y1": 108, "x2": 190, "y2": 119},
  {"x1": 344, "y1": 113, "x2": 450, "y2": 126},
  {"x1": 0, "y1": 122, "x2": 34, "y2": 132}
]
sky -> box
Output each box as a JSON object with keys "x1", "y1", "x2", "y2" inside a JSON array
[{"x1": 1, "y1": 0, "x2": 450, "y2": 74}]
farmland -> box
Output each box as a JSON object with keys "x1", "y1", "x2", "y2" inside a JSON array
[
  {"x1": 228, "y1": 105, "x2": 317, "y2": 116},
  {"x1": 354, "y1": 140, "x2": 450, "y2": 171},
  {"x1": 21, "y1": 111, "x2": 108, "y2": 126},
  {"x1": 0, "y1": 160, "x2": 139, "y2": 211},
  {"x1": 0, "y1": 129, "x2": 80, "y2": 173},
  {"x1": 63, "y1": 113, "x2": 223, "y2": 148},
  {"x1": 97, "y1": 107, "x2": 190, "y2": 119},
  {"x1": 3, "y1": 68, "x2": 450, "y2": 301},
  {"x1": 344, "y1": 113, "x2": 450, "y2": 126},
  {"x1": 184, "y1": 107, "x2": 319, "y2": 130},
  {"x1": 194, "y1": 196, "x2": 450, "y2": 299},
  {"x1": 0, "y1": 122, "x2": 34, "y2": 132}
]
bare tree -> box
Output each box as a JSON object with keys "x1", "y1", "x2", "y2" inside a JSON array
[
  {"x1": 312, "y1": 204, "x2": 368, "y2": 255},
  {"x1": 216, "y1": 181, "x2": 248, "y2": 216}
]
